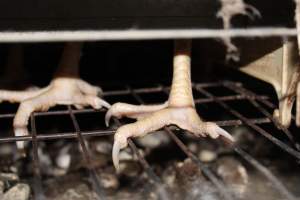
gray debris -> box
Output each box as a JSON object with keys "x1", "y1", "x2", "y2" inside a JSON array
[
  {"x1": 52, "y1": 184, "x2": 97, "y2": 200},
  {"x1": 119, "y1": 148, "x2": 134, "y2": 161},
  {"x1": 136, "y1": 131, "x2": 170, "y2": 149},
  {"x1": 3, "y1": 183, "x2": 30, "y2": 200},
  {"x1": 56, "y1": 153, "x2": 71, "y2": 170},
  {"x1": 217, "y1": 156, "x2": 248, "y2": 197},
  {"x1": 0, "y1": 173, "x2": 19, "y2": 182},
  {"x1": 198, "y1": 150, "x2": 217, "y2": 163},
  {"x1": 187, "y1": 142, "x2": 198, "y2": 153},
  {"x1": 0, "y1": 180, "x2": 4, "y2": 194},
  {"x1": 0, "y1": 144, "x2": 14, "y2": 156},
  {"x1": 37, "y1": 146, "x2": 54, "y2": 175},
  {"x1": 99, "y1": 173, "x2": 119, "y2": 189},
  {"x1": 94, "y1": 140, "x2": 112, "y2": 155},
  {"x1": 118, "y1": 161, "x2": 141, "y2": 177}
]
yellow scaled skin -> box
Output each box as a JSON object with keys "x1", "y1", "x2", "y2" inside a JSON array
[{"x1": 106, "y1": 40, "x2": 234, "y2": 170}]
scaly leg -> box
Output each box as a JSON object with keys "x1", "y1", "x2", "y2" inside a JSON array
[
  {"x1": 8, "y1": 43, "x2": 110, "y2": 149},
  {"x1": 106, "y1": 40, "x2": 234, "y2": 170}
]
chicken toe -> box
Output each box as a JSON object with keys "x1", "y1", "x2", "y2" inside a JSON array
[
  {"x1": 111, "y1": 106, "x2": 233, "y2": 170},
  {"x1": 13, "y1": 77, "x2": 110, "y2": 150},
  {"x1": 105, "y1": 102, "x2": 168, "y2": 126},
  {"x1": 8, "y1": 42, "x2": 110, "y2": 151},
  {"x1": 108, "y1": 40, "x2": 234, "y2": 171}
]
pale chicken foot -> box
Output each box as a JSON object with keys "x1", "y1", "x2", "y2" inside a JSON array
[
  {"x1": 106, "y1": 40, "x2": 234, "y2": 170},
  {"x1": 1, "y1": 43, "x2": 110, "y2": 150}
]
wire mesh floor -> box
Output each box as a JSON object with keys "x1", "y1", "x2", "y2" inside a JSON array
[{"x1": 0, "y1": 80, "x2": 299, "y2": 200}]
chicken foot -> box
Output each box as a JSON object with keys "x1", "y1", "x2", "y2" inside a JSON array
[
  {"x1": 0, "y1": 42, "x2": 110, "y2": 150},
  {"x1": 106, "y1": 40, "x2": 234, "y2": 170}
]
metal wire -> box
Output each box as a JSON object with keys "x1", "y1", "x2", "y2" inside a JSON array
[
  {"x1": 165, "y1": 127, "x2": 235, "y2": 200},
  {"x1": 234, "y1": 147, "x2": 297, "y2": 200},
  {"x1": 67, "y1": 106, "x2": 106, "y2": 200},
  {"x1": 195, "y1": 85, "x2": 300, "y2": 160},
  {"x1": 0, "y1": 118, "x2": 272, "y2": 143},
  {"x1": 30, "y1": 114, "x2": 45, "y2": 200},
  {"x1": 111, "y1": 117, "x2": 171, "y2": 200},
  {"x1": 128, "y1": 86, "x2": 235, "y2": 200},
  {"x1": 0, "y1": 81, "x2": 298, "y2": 199},
  {"x1": 223, "y1": 81, "x2": 300, "y2": 150},
  {"x1": 193, "y1": 84, "x2": 298, "y2": 200}
]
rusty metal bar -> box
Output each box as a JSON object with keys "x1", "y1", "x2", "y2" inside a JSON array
[
  {"x1": 102, "y1": 86, "x2": 164, "y2": 96},
  {"x1": 112, "y1": 118, "x2": 171, "y2": 200},
  {"x1": 128, "y1": 139, "x2": 171, "y2": 200},
  {"x1": 215, "y1": 118, "x2": 270, "y2": 126},
  {"x1": 0, "y1": 117, "x2": 271, "y2": 143},
  {"x1": 234, "y1": 147, "x2": 297, "y2": 200},
  {"x1": 67, "y1": 106, "x2": 106, "y2": 200},
  {"x1": 194, "y1": 86, "x2": 298, "y2": 199},
  {"x1": 30, "y1": 114, "x2": 45, "y2": 200},
  {"x1": 165, "y1": 128, "x2": 235, "y2": 200},
  {"x1": 0, "y1": 81, "x2": 297, "y2": 200},
  {"x1": 0, "y1": 118, "x2": 271, "y2": 143},
  {"x1": 128, "y1": 86, "x2": 235, "y2": 200},
  {"x1": 0, "y1": 108, "x2": 105, "y2": 119},
  {"x1": 194, "y1": 94, "x2": 269, "y2": 104},
  {"x1": 0, "y1": 130, "x2": 114, "y2": 143},
  {"x1": 0, "y1": 96, "x2": 269, "y2": 120},
  {"x1": 195, "y1": 86, "x2": 300, "y2": 160},
  {"x1": 223, "y1": 81, "x2": 300, "y2": 150},
  {"x1": 221, "y1": 81, "x2": 295, "y2": 120}
]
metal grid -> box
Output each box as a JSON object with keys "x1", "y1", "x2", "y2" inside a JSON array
[{"x1": 0, "y1": 80, "x2": 299, "y2": 200}]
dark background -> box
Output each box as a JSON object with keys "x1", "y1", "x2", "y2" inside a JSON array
[{"x1": 0, "y1": 0, "x2": 295, "y2": 31}]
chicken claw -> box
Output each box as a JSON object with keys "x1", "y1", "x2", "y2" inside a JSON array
[
  {"x1": 13, "y1": 77, "x2": 110, "y2": 149},
  {"x1": 111, "y1": 107, "x2": 234, "y2": 169},
  {"x1": 0, "y1": 42, "x2": 110, "y2": 150},
  {"x1": 107, "y1": 40, "x2": 234, "y2": 170},
  {"x1": 105, "y1": 102, "x2": 168, "y2": 126}
]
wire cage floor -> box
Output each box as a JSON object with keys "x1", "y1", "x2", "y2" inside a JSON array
[{"x1": 0, "y1": 80, "x2": 299, "y2": 200}]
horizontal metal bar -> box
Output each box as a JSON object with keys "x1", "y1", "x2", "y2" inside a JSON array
[
  {"x1": 194, "y1": 94, "x2": 269, "y2": 104},
  {"x1": 165, "y1": 128, "x2": 235, "y2": 200},
  {"x1": 224, "y1": 81, "x2": 300, "y2": 150},
  {"x1": 0, "y1": 96, "x2": 269, "y2": 119},
  {"x1": 111, "y1": 117, "x2": 171, "y2": 200},
  {"x1": 0, "y1": 118, "x2": 270, "y2": 143},
  {"x1": 0, "y1": 130, "x2": 115, "y2": 143},
  {"x1": 0, "y1": 108, "x2": 104, "y2": 119},
  {"x1": 0, "y1": 28, "x2": 297, "y2": 43},
  {"x1": 234, "y1": 147, "x2": 297, "y2": 200},
  {"x1": 130, "y1": 86, "x2": 235, "y2": 199},
  {"x1": 195, "y1": 86, "x2": 300, "y2": 160}
]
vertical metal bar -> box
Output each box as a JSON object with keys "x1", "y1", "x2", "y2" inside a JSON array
[
  {"x1": 223, "y1": 81, "x2": 300, "y2": 150},
  {"x1": 67, "y1": 106, "x2": 106, "y2": 200},
  {"x1": 234, "y1": 147, "x2": 297, "y2": 200},
  {"x1": 30, "y1": 114, "x2": 45, "y2": 200},
  {"x1": 165, "y1": 128, "x2": 235, "y2": 200},
  {"x1": 194, "y1": 86, "x2": 297, "y2": 199},
  {"x1": 112, "y1": 118, "x2": 171, "y2": 200},
  {"x1": 195, "y1": 86, "x2": 300, "y2": 160},
  {"x1": 0, "y1": 82, "x2": 297, "y2": 200},
  {"x1": 128, "y1": 86, "x2": 235, "y2": 200}
]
